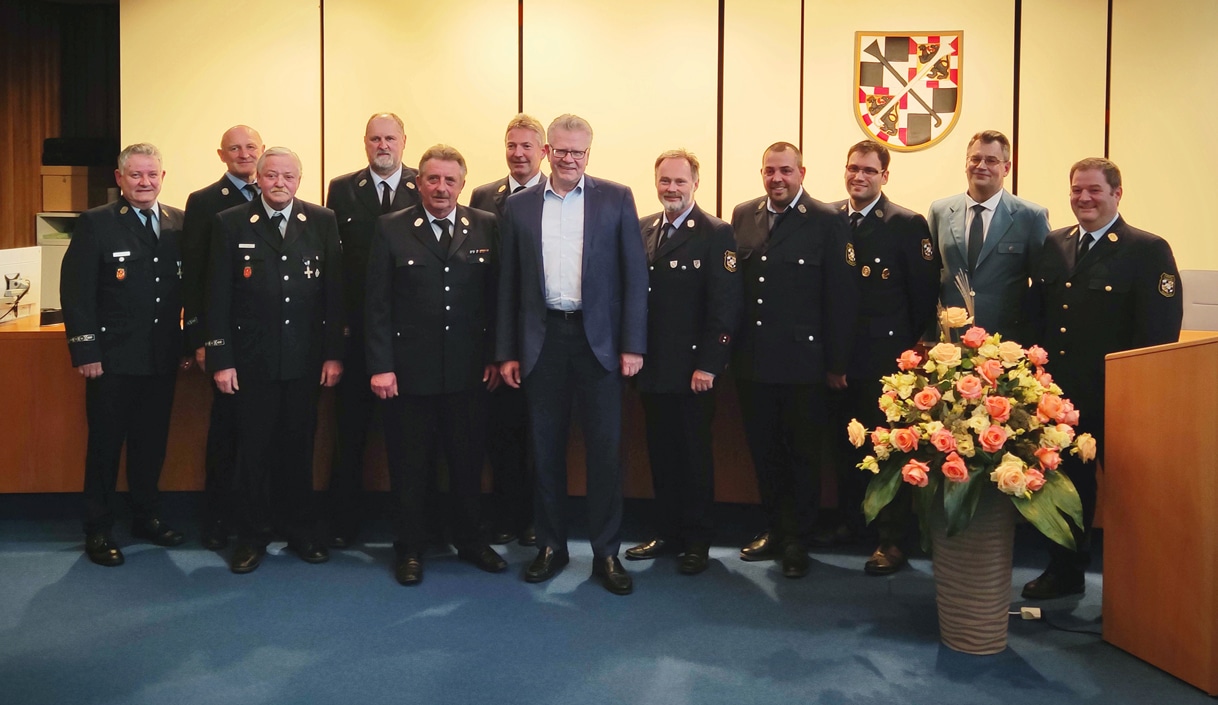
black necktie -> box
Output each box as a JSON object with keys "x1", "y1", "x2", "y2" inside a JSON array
[
  {"x1": 243, "y1": 184, "x2": 258, "y2": 201},
  {"x1": 660, "y1": 223, "x2": 675, "y2": 248},
  {"x1": 1077, "y1": 231, "x2": 1093, "y2": 259},
  {"x1": 770, "y1": 208, "x2": 789, "y2": 234},
  {"x1": 512, "y1": 184, "x2": 526, "y2": 194},
  {"x1": 269, "y1": 212, "x2": 285, "y2": 239},
  {"x1": 436, "y1": 218, "x2": 452, "y2": 253},
  {"x1": 849, "y1": 212, "x2": 863, "y2": 231},
  {"x1": 139, "y1": 209, "x2": 157, "y2": 239},
  {"x1": 381, "y1": 182, "x2": 393, "y2": 213},
  {"x1": 967, "y1": 204, "x2": 985, "y2": 272}
]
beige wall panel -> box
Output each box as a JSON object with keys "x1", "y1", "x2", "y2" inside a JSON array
[
  {"x1": 521, "y1": 0, "x2": 718, "y2": 216},
  {"x1": 1111, "y1": 0, "x2": 1218, "y2": 270},
  {"x1": 1018, "y1": 0, "x2": 1107, "y2": 228},
  {"x1": 802, "y1": 3, "x2": 1015, "y2": 215},
  {"x1": 721, "y1": 0, "x2": 802, "y2": 216},
  {"x1": 321, "y1": 1, "x2": 517, "y2": 201},
  {"x1": 120, "y1": 0, "x2": 323, "y2": 207}
]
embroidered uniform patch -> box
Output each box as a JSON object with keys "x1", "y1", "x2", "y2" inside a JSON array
[
  {"x1": 1159, "y1": 273, "x2": 1177, "y2": 297},
  {"x1": 846, "y1": 242, "x2": 857, "y2": 266},
  {"x1": 921, "y1": 239, "x2": 934, "y2": 261},
  {"x1": 723, "y1": 250, "x2": 737, "y2": 272}
]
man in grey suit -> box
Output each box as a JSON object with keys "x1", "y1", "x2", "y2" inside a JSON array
[
  {"x1": 927, "y1": 130, "x2": 1049, "y2": 341},
  {"x1": 497, "y1": 114, "x2": 649, "y2": 595}
]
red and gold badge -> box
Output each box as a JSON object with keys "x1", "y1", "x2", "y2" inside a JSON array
[
  {"x1": 243, "y1": 265, "x2": 252, "y2": 279},
  {"x1": 115, "y1": 268, "x2": 126, "y2": 281}
]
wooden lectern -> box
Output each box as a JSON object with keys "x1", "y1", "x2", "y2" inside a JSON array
[{"x1": 1103, "y1": 331, "x2": 1218, "y2": 695}]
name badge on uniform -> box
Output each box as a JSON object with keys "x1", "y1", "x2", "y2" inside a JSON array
[
  {"x1": 112, "y1": 251, "x2": 131, "y2": 258},
  {"x1": 239, "y1": 243, "x2": 256, "y2": 249}
]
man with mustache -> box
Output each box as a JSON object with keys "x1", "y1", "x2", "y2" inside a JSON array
[
  {"x1": 366, "y1": 144, "x2": 506, "y2": 585},
  {"x1": 206, "y1": 147, "x2": 345, "y2": 574},
  {"x1": 323, "y1": 112, "x2": 421, "y2": 548},
  {"x1": 625, "y1": 148, "x2": 741, "y2": 575},
  {"x1": 469, "y1": 113, "x2": 546, "y2": 548},
  {"x1": 182, "y1": 124, "x2": 265, "y2": 550},
  {"x1": 61, "y1": 142, "x2": 189, "y2": 566}
]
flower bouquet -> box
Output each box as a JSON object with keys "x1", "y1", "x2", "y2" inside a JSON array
[{"x1": 848, "y1": 305, "x2": 1095, "y2": 551}]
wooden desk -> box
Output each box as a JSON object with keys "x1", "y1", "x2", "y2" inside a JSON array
[{"x1": 0, "y1": 317, "x2": 760, "y2": 502}]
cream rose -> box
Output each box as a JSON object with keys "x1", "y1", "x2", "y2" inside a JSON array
[
  {"x1": 928, "y1": 342, "x2": 962, "y2": 367},
  {"x1": 997, "y1": 340, "x2": 1024, "y2": 365},
  {"x1": 847, "y1": 419, "x2": 867, "y2": 448},
  {"x1": 939, "y1": 307, "x2": 970, "y2": 329},
  {"x1": 990, "y1": 453, "x2": 1029, "y2": 496},
  {"x1": 1075, "y1": 433, "x2": 1097, "y2": 463}
]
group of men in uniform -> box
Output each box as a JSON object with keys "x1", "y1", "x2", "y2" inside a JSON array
[{"x1": 61, "y1": 116, "x2": 1182, "y2": 599}]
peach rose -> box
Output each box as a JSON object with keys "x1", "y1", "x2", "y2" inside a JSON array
[
  {"x1": 1024, "y1": 467, "x2": 1046, "y2": 492},
  {"x1": 955, "y1": 374, "x2": 985, "y2": 400},
  {"x1": 901, "y1": 459, "x2": 930, "y2": 487},
  {"x1": 896, "y1": 350, "x2": 923, "y2": 371},
  {"x1": 1026, "y1": 345, "x2": 1049, "y2": 366},
  {"x1": 961, "y1": 326, "x2": 989, "y2": 349},
  {"x1": 928, "y1": 343, "x2": 962, "y2": 366},
  {"x1": 890, "y1": 427, "x2": 920, "y2": 453},
  {"x1": 913, "y1": 386, "x2": 942, "y2": 411},
  {"x1": 1034, "y1": 369, "x2": 1055, "y2": 390},
  {"x1": 940, "y1": 307, "x2": 971, "y2": 329},
  {"x1": 847, "y1": 419, "x2": 867, "y2": 448},
  {"x1": 1059, "y1": 399, "x2": 1080, "y2": 426},
  {"x1": 1035, "y1": 447, "x2": 1061, "y2": 471},
  {"x1": 929, "y1": 427, "x2": 958, "y2": 453},
  {"x1": 1037, "y1": 393, "x2": 1064, "y2": 423},
  {"x1": 1056, "y1": 423, "x2": 1076, "y2": 443},
  {"x1": 997, "y1": 341, "x2": 1024, "y2": 364},
  {"x1": 941, "y1": 452, "x2": 970, "y2": 483},
  {"x1": 979, "y1": 424, "x2": 1009, "y2": 453},
  {"x1": 1075, "y1": 433, "x2": 1097, "y2": 463},
  {"x1": 984, "y1": 395, "x2": 1012, "y2": 423},
  {"x1": 977, "y1": 359, "x2": 1005, "y2": 386},
  {"x1": 990, "y1": 453, "x2": 1029, "y2": 496},
  {"x1": 870, "y1": 427, "x2": 890, "y2": 448}
]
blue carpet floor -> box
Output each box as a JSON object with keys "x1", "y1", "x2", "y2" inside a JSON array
[{"x1": 0, "y1": 494, "x2": 1209, "y2": 705}]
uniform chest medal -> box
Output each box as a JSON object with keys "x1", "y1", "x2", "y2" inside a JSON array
[
  {"x1": 304, "y1": 259, "x2": 319, "y2": 279},
  {"x1": 115, "y1": 267, "x2": 126, "y2": 281},
  {"x1": 243, "y1": 265, "x2": 253, "y2": 279}
]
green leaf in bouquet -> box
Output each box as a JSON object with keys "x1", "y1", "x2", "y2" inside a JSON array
[
  {"x1": 943, "y1": 465, "x2": 988, "y2": 536},
  {"x1": 1011, "y1": 488, "x2": 1077, "y2": 551},
  {"x1": 1044, "y1": 469, "x2": 1084, "y2": 529},
  {"x1": 863, "y1": 464, "x2": 903, "y2": 524}
]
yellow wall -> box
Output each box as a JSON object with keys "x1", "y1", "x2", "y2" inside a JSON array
[
  {"x1": 119, "y1": 0, "x2": 1213, "y2": 269},
  {"x1": 119, "y1": 0, "x2": 323, "y2": 207},
  {"x1": 1111, "y1": 0, "x2": 1218, "y2": 270}
]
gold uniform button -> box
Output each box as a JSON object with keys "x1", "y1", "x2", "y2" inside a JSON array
[
  {"x1": 1105, "y1": 285, "x2": 1112, "y2": 292},
  {"x1": 1065, "y1": 282, "x2": 1072, "y2": 288},
  {"x1": 1060, "y1": 327, "x2": 1067, "y2": 333},
  {"x1": 1062, "y1": 304, "x2": 1068, "y2": 310}
]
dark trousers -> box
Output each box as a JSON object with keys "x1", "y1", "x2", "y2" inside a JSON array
[
  {"x1": 232, "y1": 377, "x2": 320, "y2": 545},
  {"x1": 384, "y1": 388, "x2": 486, "y2": 555},
  {"x1": 1047, "y1": 387, "x2": 1102, "y2": 573},
  {"x1": 82, "y1": 373, "x2": 177, "y2": 534},
  {"x1": 640, "y1": 390, "x2": 717, "y2": 547},
  {"x1": 736, "y1": 378, "x2": 825, "y2": 546},
  {"x1": 486, "y1": 384, "x2": 533, "y2": 533},
  {"x1": 202, "y1": 386, "x2": 238, "y2": 525},
  {"x1": 328, "y1": 342, "x2": 377, "y2": 534},
  {"x1": 524, "y1": 313, "x2": 624, "y2": 559}
]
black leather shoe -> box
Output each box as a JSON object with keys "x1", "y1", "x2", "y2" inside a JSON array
[
  {"x1": 864, "y1": 544, "x2": 907, "y2": 576},
  {"x1": 678, "y1": 543, "x2": 710, "y2": 575},
  {"x1": 200, "y1": 520, "x2": 228, "y2": 551},
  {"x1": 1021, "y1": 568, "x2": 1085, "y2": 600},
  {"x1": 740, "y1": 531, "x2": 781, "y2": 562},
  {"x1": 524, "y1": 547, "x2": 569, "y2": 583},
  {"x1": 84, "y1": 533, "x2": 124, "y2": 567},
  {"x1": 395, "y1": 553, "x2": 423, "y2": 586},
  {"x1": 230, "y1": 543, "x2": 265, "y2": 574},
  {"x1": 131, "y1": 518, "x2": 185, "y2": 547},
  {"x1": 458, "y1": 543, "x2": 508, "y2": 573},
  {"x1": 518, "y1": 526, "x2": 537, "y2": 547},
  {"x1": 489, "y1": 529, "x2": 517, "y2": 545},
  {"x1": 782, "y1": 542, "x2": 810, "y2": 578},
  {"x1": 624, "y1": 537, "x2": 672, "y2": 561},
  {"x1": 592, "y1": 556, "x2": 634, "y2": 595},
  {"x1": 286, "y1": 539, "x2": 330, "y2": 564}
]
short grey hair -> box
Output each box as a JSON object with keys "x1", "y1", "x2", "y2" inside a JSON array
[
  {"x1": 547, "y1": 113, "x2": 593, "y2": 143},
  {"x1": 419, "y1": 144, "x2": 467, "y2": 178},
  {"x1": 256, "y1": 146, "x2": 303, "y2": 175},
  {"x1": 117, "y1": 143, "x2": 163, "y2": 172}
]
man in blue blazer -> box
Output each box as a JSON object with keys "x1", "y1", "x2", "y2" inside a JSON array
[
  {"x1": 497, "y1": 114, "x2": 648, "y2": 595},
  {"x1": 928, "y1": 130, "x2": 1049, "y2": 342}
]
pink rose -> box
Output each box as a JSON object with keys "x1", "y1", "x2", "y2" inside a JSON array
[
  {"x1": 941, "y1": 452, "x2": 969, "y2": 483},
  {"x1": 929, "y1": 427, "x2": 958, "y2": 453},
  {"x1": 961, "y1": 327, "x2": 989, "y2": 349},
  {"x1": 1037, "y1": 394, "x2": 1064, "y2": 423},
  {"x1": 896, "y1": 350, "x2": 923, "y2": 371},
  {"x1": 912, "y1": 386, "x2": 942, "y2": 411},
  {"x1": 955, "y1": 374, "x2": 985, "y2": 400},
  {"x1": 1026, "y1": 345, "x2": 1049, "y2": 366},
  {"x1": 1055, "y1": 423, "x2": 1076, "y2": 443},
  {"x1": 1034, "y1": 369, "x2": 1054, "y2": 388},
  {"x1": 1025, "y1": 467, "x2": 1046, "y2": 492},
  {"x1": 890, "y1": 427, "x2": 920, "y2": 453},
  {"x1": 979, "y1": 424, "x2": 1008, "y2": 453},
  {"x1": 901, "y1": 459, "x2": 930, "y2": 487},
  {"x1": 1035, "y1": 447, "x2": 1061, "y2": 471},
  {"x1": 1059, "y1": 398, "x2": 1080, "y2": 426},
  {"x1": 871, "y1": 427, "x2": 889, "y2": 447},
  {"x1": 984, "y1": 395, "x2": 1012, "y2": 423},
  {"x1": 977, "y1": 359, "x2": 1004, "y2": 386}
]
